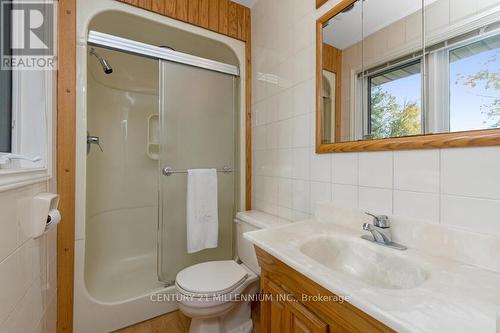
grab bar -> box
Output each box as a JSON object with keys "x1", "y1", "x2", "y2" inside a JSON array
[{"x1": 162, "y1": 166, "x2": 233, "y2": 176}]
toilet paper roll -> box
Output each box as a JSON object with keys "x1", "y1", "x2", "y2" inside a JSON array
[{"x1": 46, "y1": 209, "x2": 61, "y2": 228}]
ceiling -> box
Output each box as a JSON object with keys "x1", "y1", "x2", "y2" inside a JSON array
[
  {"x1": 323, "y1": 0, "x2": 424, "y2": 49},
  {"x1": 232, "y1": 0, "x2": 255, "y2": 7}
]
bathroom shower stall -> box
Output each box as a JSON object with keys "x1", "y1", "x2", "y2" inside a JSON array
[{"x1": 75, "y1": 5, "x2": 246, "y2": 333}]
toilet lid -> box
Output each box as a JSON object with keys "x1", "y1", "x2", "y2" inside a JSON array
[{"x1": 176, "y1": 261, "x2": 248, "y2": 295}]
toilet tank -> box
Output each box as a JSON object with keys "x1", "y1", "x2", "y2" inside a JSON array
[{"x1": 235, "y1": 211, "x2": 290, "y2": 274}]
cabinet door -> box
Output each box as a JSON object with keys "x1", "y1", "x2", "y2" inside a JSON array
[
  {"x1": 261, "y1": 278, "x2": 288, "y2": 333},
  {"x1": 286, "y1": 297, "x2": 328, "y2": 333},
  {"x1": 262, "y1": 277, "x2": 328, "y2": 333}
]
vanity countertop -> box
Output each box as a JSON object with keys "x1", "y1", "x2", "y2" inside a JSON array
[{"x1": 244, "y1": 219, "x2": 500, "y2": 333}]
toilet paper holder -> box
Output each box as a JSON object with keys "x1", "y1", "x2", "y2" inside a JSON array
[{"x1": 31, "y1": 192, "x2": 61, "y2": 238}]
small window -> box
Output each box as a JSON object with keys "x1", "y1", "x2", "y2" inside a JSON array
[
  {"x1": 0, "y1": 0, "x2": 12, "y2": 152},
  {"x1": 367, "y1": 61, "x2": 423, "y2": 139},
  {"x1": 449, "y1": 33, "x2": 500, "y2": 132}
]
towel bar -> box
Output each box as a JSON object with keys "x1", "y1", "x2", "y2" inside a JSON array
[{"x1": 162, "y1": 166, "x2": 233, "y2": 176}]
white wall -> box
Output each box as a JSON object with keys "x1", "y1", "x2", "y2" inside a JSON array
[
  {"x1": 251, "y1": 0, "x2": 500, "y2": 237},
  {"x1": 0, "y1": 182, "x2": 57, "y2": 333}
]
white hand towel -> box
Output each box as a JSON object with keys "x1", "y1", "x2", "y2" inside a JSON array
[{"x1": 187, "y1": 169, "x2": 219, "y2": 253}]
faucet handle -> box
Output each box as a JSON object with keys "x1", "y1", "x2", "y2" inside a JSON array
[{"x1": 365, "y1": 212, "x2": 390, "y2": 228}]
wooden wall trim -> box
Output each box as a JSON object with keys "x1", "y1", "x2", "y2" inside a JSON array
[
  {"x1": 244, "y1": 7, "x2": 252, "y2": 211},
  {"x1": 321, "y1": 43, "x2": 342, "y2": 143},
  {"x1": 118, "y1": 0, "x2": 250, "y2": 42},
  {"x1": 56, "y1": 0, "x2": 76, "y2": 332},
  {"x1": 322, "y1": 43, "x2": 340, "y2": 73}
]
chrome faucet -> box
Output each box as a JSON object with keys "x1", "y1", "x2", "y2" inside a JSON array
[
  {"x1": 361, "y1": 212, "x2": 407, "y2": 250},
  {"x1": 87, "y1": 132, "x2": 103, "y2": 155}
]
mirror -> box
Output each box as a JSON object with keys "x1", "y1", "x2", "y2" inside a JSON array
[
  {"x1": 425, "y1": 0, "x2": 500, "y2": 134},
  {"x1": 362, "y1": 0, "x2": 423, "y2": 141},
  {"x1": 320, "y1": 0, "x2": 363, "y2": 144},
  {"x1": 317, "y1": 0, "x2": 500, "y2": 151}
]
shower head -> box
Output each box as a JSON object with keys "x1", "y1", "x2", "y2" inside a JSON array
[{"x1": 89, "y1": 48, "x2": 113, "y2": 74}]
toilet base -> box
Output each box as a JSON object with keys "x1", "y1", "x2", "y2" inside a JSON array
[
  {"x1": 186, "y1": 296, "x2": 254, "y2": 333},
  {"x1": 227, "y1": 319, "x2": 253, "y2": 333}
]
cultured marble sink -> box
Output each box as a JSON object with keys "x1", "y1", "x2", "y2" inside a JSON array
[
  {"x1": 300, "y1": 235, "x2": 429, "y2": 289},
  {"x1": 244, "y1": 217, "x2": 500, "y2": 332}
]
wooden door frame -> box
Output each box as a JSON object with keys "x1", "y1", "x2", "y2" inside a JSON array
[
  {"x1": 56, "y1": 0, "x2": 76, "y2": 332},
  {"x1": 56, "y1": 2, "x2": 252, "y2": 332}
]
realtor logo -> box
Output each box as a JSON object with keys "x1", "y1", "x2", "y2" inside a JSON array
[{"x1": 1, "y1": 1, "x2": 56, "y2": 70}]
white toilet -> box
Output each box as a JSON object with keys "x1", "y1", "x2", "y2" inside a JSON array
[{"x1": 175, "y1": 211, "x2": 290, "y2": 333}]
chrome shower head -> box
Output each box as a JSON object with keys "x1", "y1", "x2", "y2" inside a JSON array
[
  {"x1": 89, "y1": 48, "x2": 113, "y2": 74},
  {"x1": 99, "y1": 57, "x2": 113, "y2": 74}
]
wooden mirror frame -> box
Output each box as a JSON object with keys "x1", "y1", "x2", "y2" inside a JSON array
[
  {"x1": 315, "y1": 0, "x2": 500, "y2": 153},
  {"x1": 316, "y1": 0, "x2": 328, "y2": 9}
]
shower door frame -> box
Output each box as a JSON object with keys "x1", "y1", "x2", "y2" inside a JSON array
[
  {"x1": 87, "y1": 30, "x2": 241, "y2": 283},
  {"x1": 87, "y1": 31, "x2": 239, "y2": 76}
]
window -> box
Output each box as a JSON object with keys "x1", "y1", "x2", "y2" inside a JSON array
[
  {"x1": 367, "y1": 60, "x2": 422, "y2": 139},
  {"x1": 361, "y1": 29, "x2": 500, "y2": 139},
  {"x1": 449, "y1": 33, "x2": 500, "y2": 132},
  {"x1": 0, "y1": 0, "x2": 11, "y2": 152},
  {"x1": 0, "y1": 0, "x2": 53, "y2": 189}
]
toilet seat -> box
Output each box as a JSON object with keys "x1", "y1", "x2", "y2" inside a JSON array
[{"x1": 176, "y1": 261, "x2": 249, "y2": 297}]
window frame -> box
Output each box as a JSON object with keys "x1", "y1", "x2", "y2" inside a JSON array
[
  {"x1": 445, "y1": 30, "x2": 499, "y2": 133},
  {"x1": 363, "y1": 58, "x2": 424, "y2": 139},
  {"x1": 0, "y1": 0, "x2": 12, "y2": 152},
  {"x1": 0, "y1": 69, "x2": 54, "y2": 192},
  {"x1": 360, "y1": 29, "x2": 499, "y2": 140},
  {"x1": 0, "y1": 1, "x2": 55, "y2": 191}
]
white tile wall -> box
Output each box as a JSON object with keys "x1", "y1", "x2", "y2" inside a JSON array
[
  {"x1": 359, "y1": 187, "x2": 393, "y2": 215},
  {"x1": 251, "y1": 0, "x2": 500, "y2": 237},
  {"x1": 359, "y1": 152, "x2": 393, "y2": 189},
  {"x1": 441, "y1": 147, "x2": 500, "y2": 200},
  {"x1": 331, "y1": 184, "x2": 358, "y2": 209},
  {"x1": 332, "y1": 153, "x2": 358, "y2": 185},
  {"x1": 394, "y1": 190, "x2": 440, "y2": 223},
  {"x1": 0, "y1": 183, "x2": 57, "y2": 333},
  {"x1": 394, "y1": 150, "x2": 440, "y2": 193}
]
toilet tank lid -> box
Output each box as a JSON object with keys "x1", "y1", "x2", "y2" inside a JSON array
[{"x1": 235, "y1": 210, "x2": 291, "y2": 229}]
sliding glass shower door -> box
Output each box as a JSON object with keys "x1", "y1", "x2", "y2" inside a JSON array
[{"x1": 158, "y1": 60, "x2": 236, "y2": 284}]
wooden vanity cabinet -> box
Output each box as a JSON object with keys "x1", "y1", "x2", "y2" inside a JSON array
[{"x1": 256, "y1": 247, "x2": 395, "y2": 333}]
